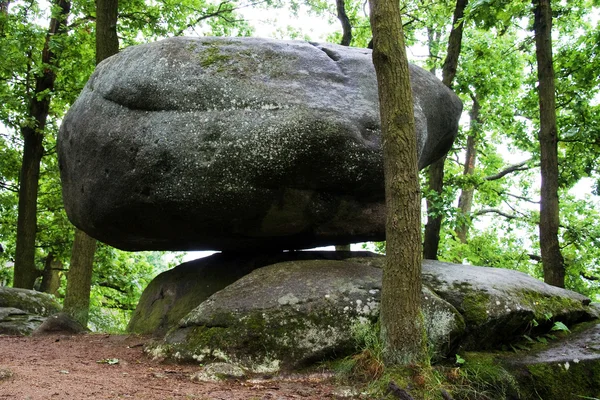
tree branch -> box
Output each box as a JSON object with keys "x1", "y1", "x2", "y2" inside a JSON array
[
  {"x1": 473, "y1": 208, "x2": 519, "y2": 220},
  {"x1": 0, "y1": 181, "x2": 19, "y2": 192},
  {"x1": 336, "y1": 0, "x2": 352, "y2": 46},
  {"x1": 580, "y1": 272, "x2": 600, "y2": 281},
  {"x1": 97, "y1": 281, "x2": 129, "y2": 294},
  {"x1": 485, "y1": 159, "x2": 533, "y2": 181}
]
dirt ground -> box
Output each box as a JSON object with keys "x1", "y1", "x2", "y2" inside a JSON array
[{"x1": 0, "y1": 333, "x2": 356, "y2": 400}]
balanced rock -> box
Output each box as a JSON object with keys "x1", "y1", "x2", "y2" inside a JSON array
[{"x1": 58, "y1": 37, "x2": 462, "y2": 252}]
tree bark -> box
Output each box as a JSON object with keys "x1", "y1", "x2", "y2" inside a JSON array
[
  {"x1": 456, "y1": 95, "x2": 481, "y2": 243},
  {"x1": 95, "y1": 0, "x2": 119, "y2": 63},
  {"x1": 40, "y1": 253, "x2": 62, "y2": 296},
  {"x1": 533, "y1": 0, "x2": 565, "y2": 287},
  {"x1": 0, "y1": 0, "x2": 9, "y2": 35},
  {"x1": 422, "y1": 0, "x2": 468, "y2": 260},
  {"x1": 336, "y1": 0, "x2": 352, "y2": 46},
  {"x1": 63, "y1": 229, "x2": 97, "y2": 325},
  {"x1": 13, "y1": 0, "x2": 71, "y2": 289},
  {"x1": 335, "y1": 244, "x2": 351, "y2": 251},
  {"x1": 368, "y1": 0, "x2": 425, "y2": 365},
  {"x1": 63, "y1": 0, "x2": 118, "y2": 326}
]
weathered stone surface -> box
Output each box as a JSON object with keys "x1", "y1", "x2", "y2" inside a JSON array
[
  {"x1": 128, "y1": 251, "x2": 378, "y2": 336},
  {"x1": 421, "y1": 260, "x2": 595, "y2": 349},
  {"x1": 506, "y1": 322, "x2": 600, "y2": 399},
  {"x1": 154, "y1": 255, "x2": 464, "y2": 370},
  {"x1": 32, "y1": 312, "x2": 88, "y2": 336},
  {"x1": 0, "y1": 287, "x2": 62, "y2": 336},
  {"x1": 143, "y1": 252, "x2": 596, "y2": 371},
  {"x1": 190, "y1": 362, "x2": 246, "y2": 382},
  {"x1": 0, "y1": 286, "x2": 61, "y2": 316},
  {"x1": 58, "y1": 36, "x2": 462, "y2": 252}
]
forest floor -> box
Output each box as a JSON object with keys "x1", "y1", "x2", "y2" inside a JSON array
[{"x1": 0, "y1": 333, "x2": 357, "y2": 400}]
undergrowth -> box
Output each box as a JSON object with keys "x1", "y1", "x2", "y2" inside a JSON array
[{"x1": 330, "y1": 319, "x2": 520, "y2": 400}]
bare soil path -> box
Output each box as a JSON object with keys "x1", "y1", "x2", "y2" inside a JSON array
[{"x1": 0, "y1": 334, "x2": 351, "y2": 400}]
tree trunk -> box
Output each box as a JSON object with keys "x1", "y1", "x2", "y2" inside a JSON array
[
  {"x1": 335, "y1": 0, "x2": 352, "y2": 46},
  {"x1": 63, "y1": 229, "x2": 97, "y2": 325},
  {"x1": 40, "y1": 253, "x2": 62, "y2": 296},
  {"x1": 95, "y1": 0, "x2": 119, "y2": 63},
  {"x1": 422, "y1": 0, "x2": 468, "y2": 260},
  {"x1": 423, "y1": 158, "x2": 445, "y2": 260},
  {"x1": 0, "y1": 0, "x2": 9, "y2": 35},
  {"x1": 368, "y1": 0, "x2": 425, "y2": 366},
  {"x1": 63, "y1": 0, "x2": 118, "y2": 326},
  {"x1": 13, "y1": 0, "x2": 71, "y2": 289},
  {"x1": 456, "y1": 95, "x2": 481, "y2": 243},
  {"x1": 533, "y1": 0, "x2": 565, "y2": 287},
  {"x1": 335, "y1": 0, "x2": 351, "y2": 250}
]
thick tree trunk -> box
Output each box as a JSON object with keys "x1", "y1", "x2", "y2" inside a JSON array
[
  {"x1": 336, "y1": 0, "x2": 352, "y2": 46},
  {"x1": 13, "y1": 0, "x2": 71, "y2": 289},
  {"x1": 423, "y1": 0, "x2": 468, "y2": 260},
  {"x1": 456, "y1": 95, "x2": 481, "y2": 243},
  {"x1": 63, "y1": 0, "x2": 118, "y2": 326},
  {"x1": 63, "y1": 229, "x2": 97, "y2": 325},
  {"x1": 40, "y1": 253, "x2": 62, "y2": 296},
  {"x1": 533, "y1": 0, "x2": 565, "y2": 287},
  {"x1": 368, "y1": 0, "x2": 425, "y2": 366}
]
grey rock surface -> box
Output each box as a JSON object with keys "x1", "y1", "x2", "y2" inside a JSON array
[
  {"x1": 157, "y1": 255, "x2": 464, "y2": 370},
  {"x1": 32, "y1": 312, "x2": 88, "y2": 336},
  {"x1": 128, "y1": 251, "x2": 378, "y2": 336},
  {"x1": 0, "y1": 286, "x2": 62, "y2": 336},
  {"x1": 421, "y1": 260, "x2": 594, "y2": 349},
  {"x1": 497, "y1": 322, "x2": 600, "y2": 399},
  {"x1": 146, "y1": 253, "x2": 596, "y2": 371},
  {"x1": 58, "y1": 37, "x2": 462, "y2": 252}
]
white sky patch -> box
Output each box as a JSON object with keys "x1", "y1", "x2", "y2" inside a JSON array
[{"x1": 241, "y1": 5, "x2": 338, "y2": 41}]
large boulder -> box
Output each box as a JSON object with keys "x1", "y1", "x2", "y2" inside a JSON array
[
  {"x1": 145, "y1": 253, "x2": 595, "y2": 371},
  {"x1": 421, "y1": 261, "x2": 594, "y2": 349},
  {"x1": 128, "y1": 251, "x2": 378, "y2": 336},
  {"x1": 0, "y1": 287, "x2": 62, "y2": 335},
  {"x1": 153, "y1": 256, "x2": 465, "y2": 370},
  {"x1": 58, "y1": 37, "x2": 462, "y2": 252}
]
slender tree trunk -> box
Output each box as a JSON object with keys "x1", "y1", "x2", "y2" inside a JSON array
[
  {"x1": 0, "y1": 0, "x2": 9, "y2": 35},
  {"x1": 63, "y1": 229, "x2": 97, "y2": 325},
  {"x1": 368, "y1": 0, "x2": 425, "y2": 366},
  {"x1": 13, "y1": 0, "x2": 71, "y2": 289},
  {"x1": 95, "y1": 0, "x2": 119, "y2": 63},
  {"x1": 423, "y1": 0, "x2": 468, "y2": 260},
  {"x1": 456, "y1": 95, "x2": 481, "y2": 243},
  {"x1": 63, "y1": 0, "x2": 118, "y2": 326},
  {"x1": 40, "y1": 253, "x2": 62, "y2": 296},
  {"x1": 533, "y1": 0, "x2": 565, "y2": 287},
  {"x1": 336, "y1": 0, "x2": 352, "y2": 46},
  {"x1": 335, "y1": 0, "x2": 351, "y2": 252}
]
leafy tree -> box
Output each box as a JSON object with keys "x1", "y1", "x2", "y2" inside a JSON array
[{"x1": 368, "y1": 0, "x2": 426, "y2": 365}]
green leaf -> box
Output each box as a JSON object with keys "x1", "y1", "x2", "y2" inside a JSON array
[{"x1": 551, "y1": 321, "x2": 571, "y2": 333}]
